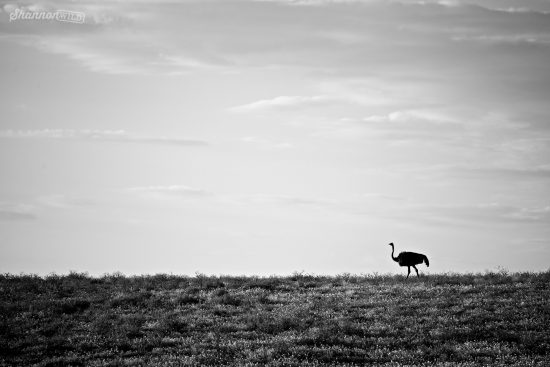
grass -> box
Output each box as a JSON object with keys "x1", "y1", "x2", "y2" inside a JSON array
[{"x1": 1, "y1": 271, "x2": 549, "y2": 366}]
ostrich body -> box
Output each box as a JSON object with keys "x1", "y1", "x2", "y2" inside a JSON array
[{"x1": 388, "y1": 242, "x2": 429, "y2": 278}]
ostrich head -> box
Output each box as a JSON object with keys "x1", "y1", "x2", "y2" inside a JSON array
[{"x1": 388, "y1": 242, "x2": 394, "y2": 247}]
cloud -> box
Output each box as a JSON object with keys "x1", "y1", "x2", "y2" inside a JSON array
[
  {"x1": 361, "y1": 192, "x2": 408, "y2": 201},
  {"x1": 410, "y1": 202, "x2": 550, "y2": 226},
  {"x1": 0, "y1": 0, "x2": 446, "y2": 77},
  {"x1": 491, "y1": 7, "x2": 550, "y2": 15},
  {"x1": 315, "y1": 108, "x2": 550, "y2": 171},
  {"x1": 255, "y1": 0, "x2": 459, "y2": 6},
  {"x1": 255, "y1": 194, "x2": 337, "y2": 207},
  {"x1": 2, "y1": 0, "x2": 550, "y2": 96},
  {"x1": 363, "y1": 109, "x2": 458, "y2": 124},
  {"x1": 124, "y1": 186, "x2": 348, "y2": 218},
  {"x1": 36, "y1": 194, "x2": 94, "y2": 209},
  {"x1": 230, "y1": 95, "x2": 344, "y2": 113},
  {"x1": 253, "y1": 0, "x2": 380, "y2": 5},
  {"x1": 241, "y1": 136, "x2": 292, "y2": 149},
  {"x1": 360, "y1": 109, "x2": 463, "y2": 134},
  {"x1": 20, "y1": 36, "x2": 224, "y2": 76},
  {"x1": 123, "y1": 183, "x2": 342, "y2": 211},
  {"x1": 451, "y1": 166, "x2": 550, "y2": 181},
  {"x1": 313, "y1": 109, "x2": 465, "y2": 142},
  {"x1": 405, "y1": 164, "x2": 550, "y2": 182},
  {"x1": 0, "y1": 129, "x2": 208, "y2": 146},
  {"x1": 127, "y1": 185, "x2": 213, "y2": 199},
  {"x1": 227, "y1": 193, "x2": 342, "y2": 214},
  {"x1": 345, "y1": 194, "x2": 550, "y2": 227},
  {"x1": 452, "y1": 34, "x2": 550, "y2": 47},
  {"x1": 230, "y1": 191, "x2": 550, "y2": 226},
  {"x1": 1, "y1": 2, "x2": 230, "y2": 75},
  {"x1": 0, "y1": 203, "x2": 37, "y2": 221}
]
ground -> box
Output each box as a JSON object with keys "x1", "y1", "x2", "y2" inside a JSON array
[{"x1": 1, "y1": 271, "x2": 549, "y2": 366}]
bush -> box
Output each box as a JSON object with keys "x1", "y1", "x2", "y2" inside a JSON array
[
  {"x1": 175, "y1": 294, "x2": 202, "y2": 305},
  {"x1": 57, "y1": 298, "x2": 91, "y2": 314}
]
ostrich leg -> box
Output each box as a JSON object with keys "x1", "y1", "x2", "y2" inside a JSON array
[
  {"x1": 406, "y1": 266, "x2": 411, "y2": 279},
  {"x1": 413, "y1": 265, "x2": 419, "y2": 277}
]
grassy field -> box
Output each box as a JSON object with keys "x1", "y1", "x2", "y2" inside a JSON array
[{"x1": 1, "y1": 271, "x2": 549, "y2": 366}]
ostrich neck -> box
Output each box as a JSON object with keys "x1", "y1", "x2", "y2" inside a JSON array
[{"x1": 391, "y1": 246, "x2": 399, "y2": 262}]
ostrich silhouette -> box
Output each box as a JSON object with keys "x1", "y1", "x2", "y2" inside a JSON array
[{"x1": 388, "y1": 242, "x2": 429, "y2": 278}]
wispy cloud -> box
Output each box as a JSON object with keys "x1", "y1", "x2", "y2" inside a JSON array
[
  {"x1": 449, "y1": 166, "x2": 550, "y2": 181},
  {"x1": 361, "y1": 192, "x2": 408, "y2": 201},
  {"x1": 2, "y1": 0, "x2": 550, "y2": 87},
  {"x1": 254, "y1": 0, "x2": 460, "y2": 6},
  {"x1": 252, "y1": 0, "x2": 380, "y2": 6},
  {"x1": 312, "y1": 108, "x2": 465, "y2": 143},
  {"x1": 360, "y1": 109, "x2": 463, "y2": 136},
  {"x1": 452, "y1": 34, "x2": 550, "y2": 47},
  {"x1": 228, "y1": 192, "x2": 550, "y2": 226},
  {"x1": 230, "y1": 95, "x2": 344, "y2": 113},
  {"x1": 235, "y1": 193, "x2": 338, "y2": 209},
  {"x1": 0, "y1": 203, "x2": 37, "y2": 221},
  {"x1": 127, "y1": 185, "x2": 213, "y2": 199},
  {"x1": 0, "y1": 129, "x2": 208, "y2": 146},
  {"x1": 491, "y1": 7, "x2": 550, "y2": 15},
  {"x1": 125, "y1": 185, "x2": 342, "y2": 212},
  {"x1": 36, "y1": 194, "x2": 94, "y2": 209},
  {"x1": 1, "y1": 2, "x2": 230, "y2": 75},
  {"x1": 362, "y1": 110, "x2": 458, "y2": 125},
  {"x1": 401, "y1": 164, "x2": 550, "y2": 182},
  {"x1": 18, "y1": 36, "x2": 224, "y2": 76},
  {"x1": 314, "y1": 108, "x2": 547, "y2": 168},
  {"x1": 241, "y1": 136, "x2": 292, "y2": 149},
  {"x1": 410, "y1": 202, "x2": 550, "y2": 226}
]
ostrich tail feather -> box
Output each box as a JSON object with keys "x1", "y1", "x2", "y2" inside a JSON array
[{"x1": 424, "y1": 256, "x2": 430, "y2": 267}]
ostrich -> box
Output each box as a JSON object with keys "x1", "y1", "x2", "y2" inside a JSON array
[{"x1": 388, "y1": 242, "x2": 429, "y2": 278}]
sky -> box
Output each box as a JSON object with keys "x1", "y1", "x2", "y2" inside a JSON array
[{"x1": 1, "y1": 0, "x2": 549, "y2": 276}]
